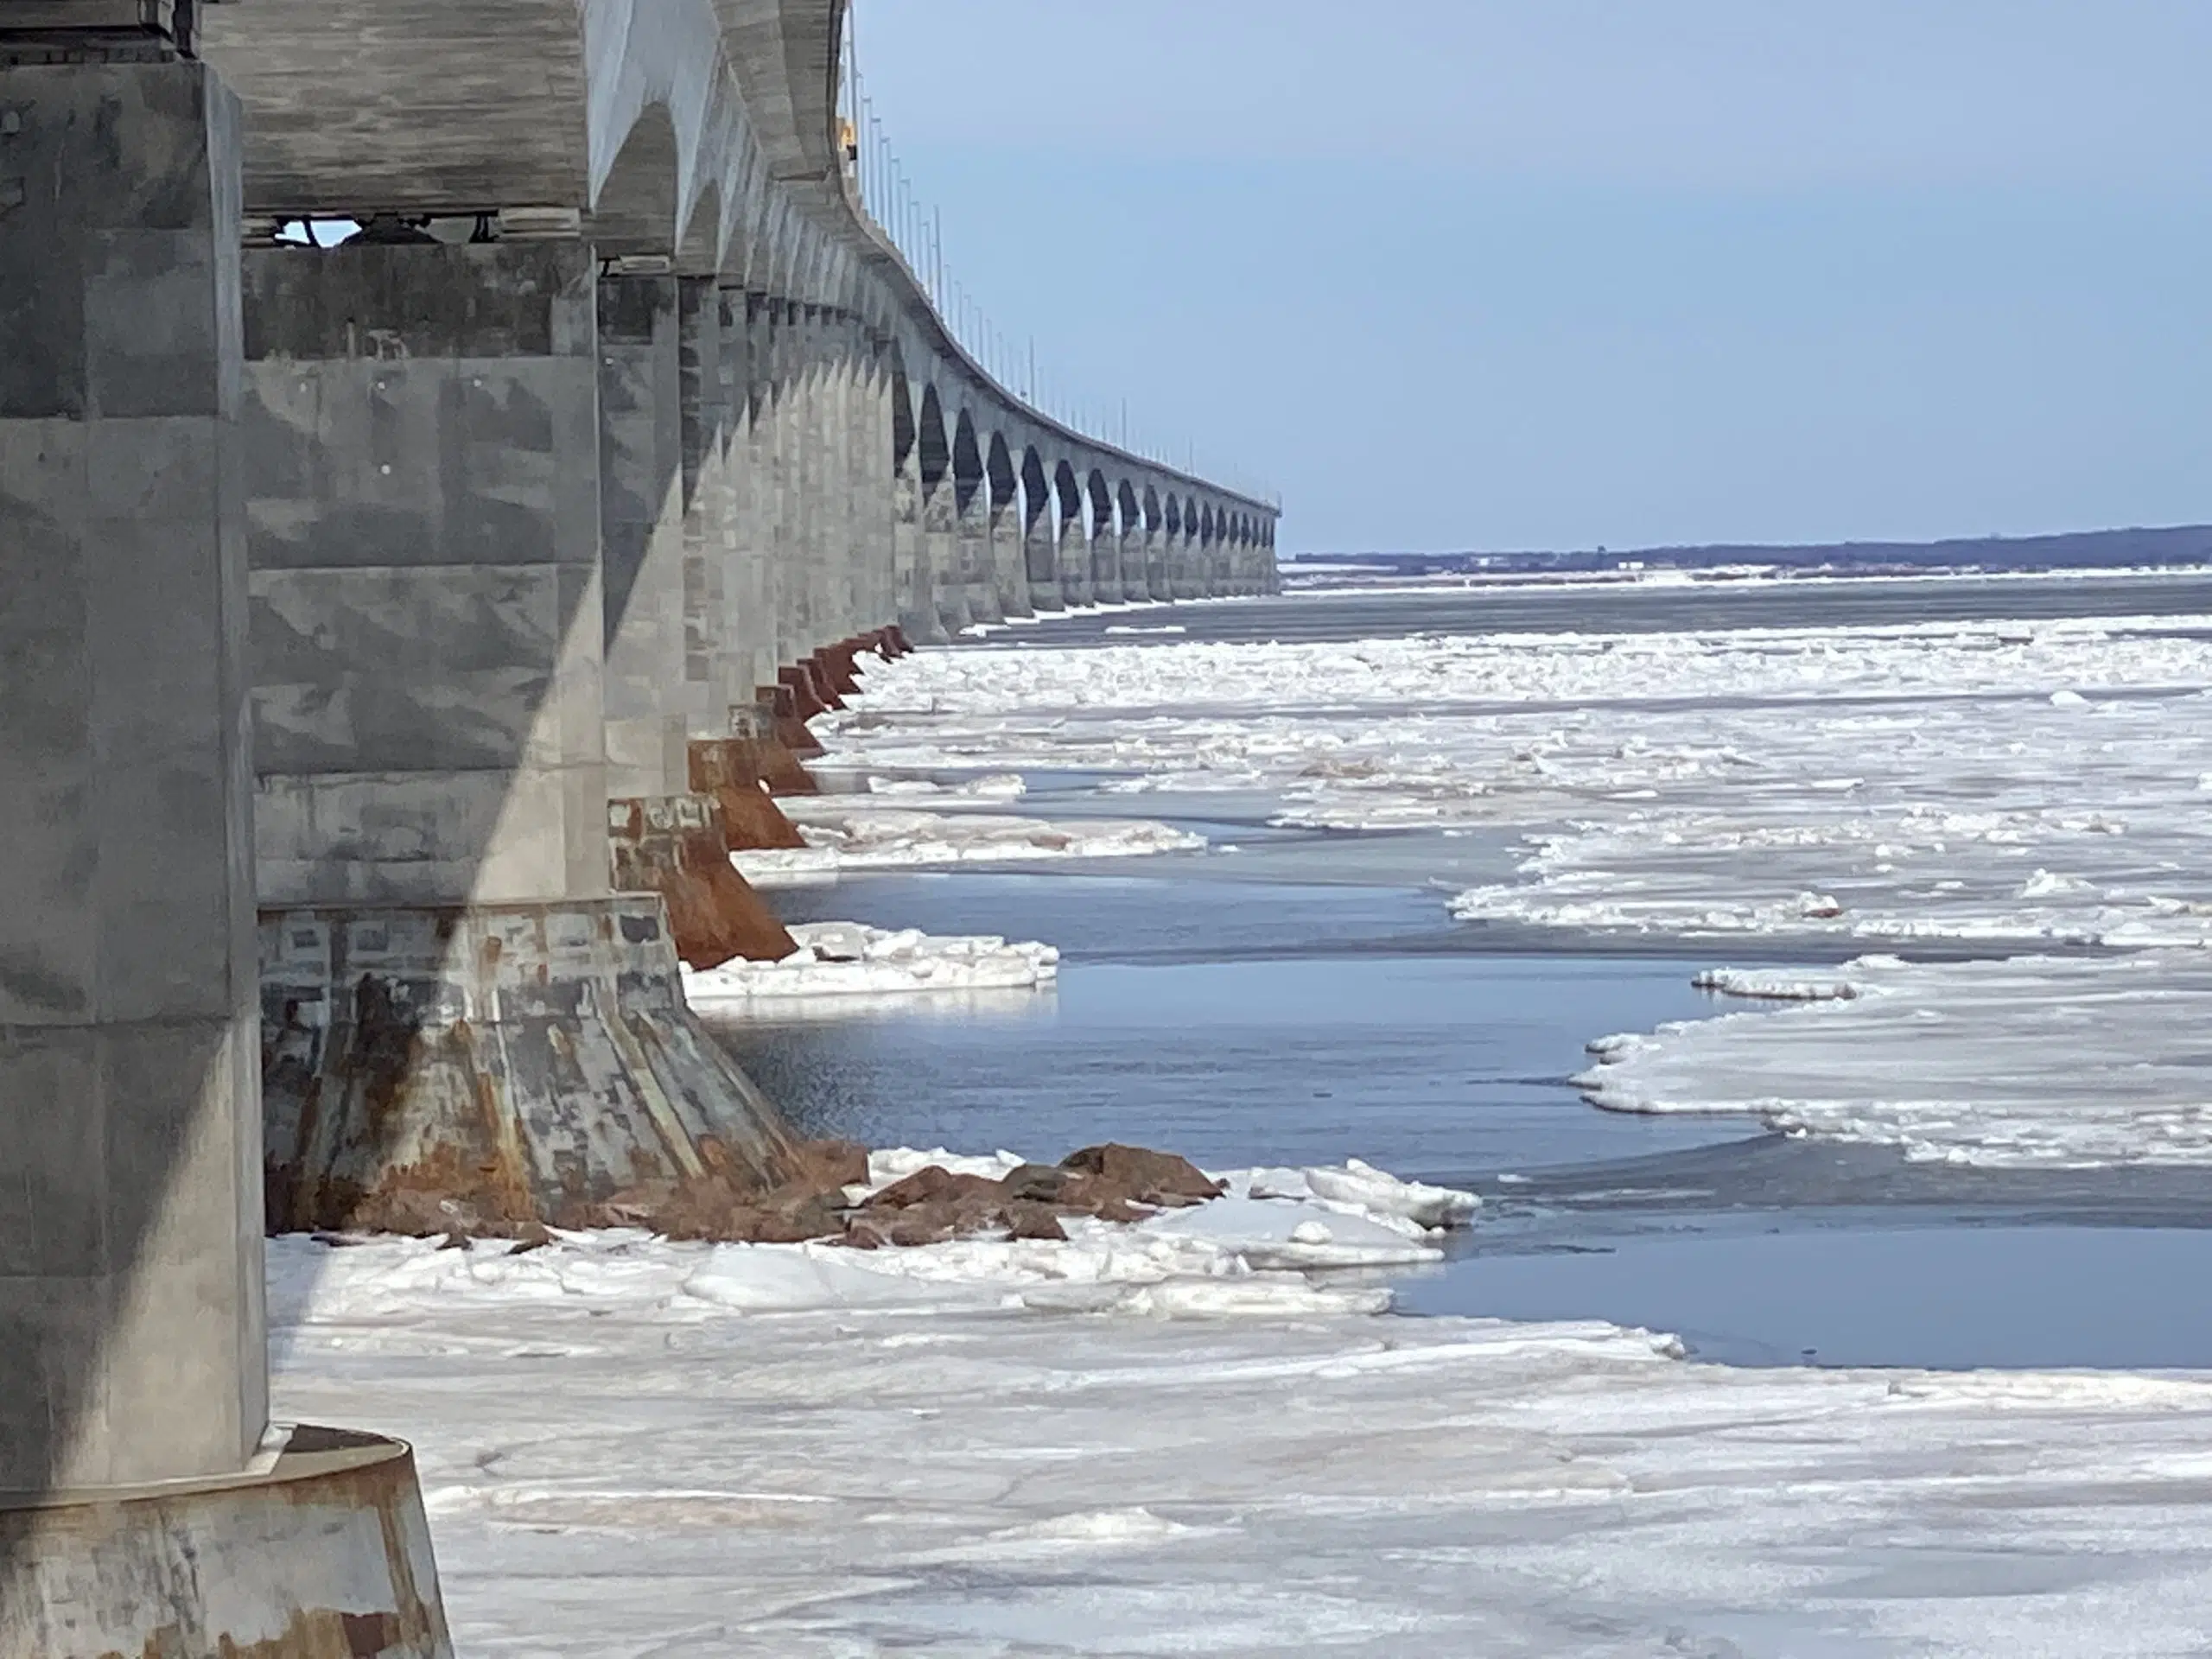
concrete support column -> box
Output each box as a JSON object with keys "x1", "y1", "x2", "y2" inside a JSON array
[
  {"x1": 0, "y1": 54, "x2": 264, "y2": 1493},
  {"x1": 598, "y1": 274, "x2": 689, "y2": 798},
  {"x1": 1144, "y1": 520, "x2": 1171, "y2": 601},
  {"x1": 780, "y1": 307, "x2": 817, "y2": 661},
  {"x1": 990, "y1": 490, "x2": 1033, "y2": 620},
  {"x1": 679, "y1": 279, "x2": 738, "y2": 728},
  {"x1": 1058, "y1": 506, "x2": 1091, "y2": 607},
  {"x1": 1026, "y1": 496, "x2": 1064, "y2": 613},
  {"x1": 834, "y1": 321, "x2": 867, "y2": 639},
  {"x1": 714, "y1": 288, "x2": 764, "y2": 713},
  {"x1": 1117, "y1": 519, "x2": 1147, "y2": 604},
  {"x1": 740, "y1": 293, "x2": 780, "y2": 694},
  {"x1": 758, "y1": 302, "x2": 794, "y2": 672},
  {"x1": 893, "y1": 441, "x2": 934, "y2": 643},
  {"x1": 957, "y1": 480, "x2": 1000, "y2": 626},
  {"x1": 247, "y1": 248, "x2": 608, "y2": 912},
  {"x1": 1166, "y1": 523, "x2": 1195, "y2": 600},
  {"x1": 924, "y1": 468, "x2": 967, "y2": 639},
  {"x1": 855, "y1": 339, "x2": 897, "y2": 636},
  {"x1": 1089, "y1": 504, "x2": 1118, "y2": 602}
]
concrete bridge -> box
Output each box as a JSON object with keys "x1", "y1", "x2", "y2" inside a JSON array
[{"x1": 0, "y1": 1, "x2": 1276, "y2": 1646}]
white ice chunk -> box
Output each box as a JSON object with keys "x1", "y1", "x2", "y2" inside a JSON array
[
  {"x1": 681, "y1": 923, "x2": 1058, "y2": 1005},
  {"x1": 1580, "y1": 950, "x2": 2212, "y2": 1167}
]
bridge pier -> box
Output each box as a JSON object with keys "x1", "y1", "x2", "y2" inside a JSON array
[
  {"x1": 989, "y1": 481, "x2": 1033, "y2": 620},
  {"x1": 0, "y1": 44, "x2": 451, "y2": 1652},
  {"x1": 1026, "y1": 488, "x2": 1065, "y2": 613},
  {"x1": 1168, "y1": 519, "x2": 1199, "y2": 600},
  {"x1": 1144, "y1": 517, "x2": 1172, "y2": 601},
  {"x1": 957, "y1": 475, "x2": 1000, "y2": 627},
  {"x1": 856, "y1": 337, "x2": 900, "y2": 638},
  {"x1": 1089, "y1": 496, "x2": 1119, "y2": 602},
  {"x1": 599, "y1": 270, "x2": 691, "y2": 798},
  {"x1": 1058, "y1": 501, "x2": 1093, "y2": 607},
  {"x1": 241, "y1": 237, "x2": 790, "y2": 1234},
  {"x1": 0, "y1": 49, "x2": 265, "y2": 1500},
  {"x1": 893, "y1": 426, "x2": 934, "y2": 641},
  {"x1": 1116, "y1": 512, "x2": 1147, "y2": 603},
  {"x1": 923, "y1": 455, "x2": 966, "y2": 640}
]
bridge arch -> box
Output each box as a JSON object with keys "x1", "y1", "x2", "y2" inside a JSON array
[
  {"x1": 592, "y1": 100, "x2": 681, "y2": 257},
  {"x1": 891, "y1": 366, "x2": 917, "y2": 474},
  {"x1": 1086, "y1": 469, "x2": 1113, "y2": 536},
  {"x1": 918, "y1": 385, "x2": 950, "y2": 493},
  {"x1": 1020, "y1": 447, "x2": 1052, "y2": 530},
  {"x1": 1053, "y1": 460, "x2": 1084, "y2": 531},
  {"x1": 675, "y1": 178, "x2": 723, "y2": 275},
  {"x1": 952, "y1": 410, "x2": 986, "y2": 513}
]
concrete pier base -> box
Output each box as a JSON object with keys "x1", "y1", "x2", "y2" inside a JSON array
[
  {"x1": 260, "y1": 898, "x2": 797, "y2": 1236},
  {"x1": 0, "y1": 1427, "x2": 449, "y2": 1659},
  {"x1": 608, "y1": 796, "x2": 797, "y2": 967}
]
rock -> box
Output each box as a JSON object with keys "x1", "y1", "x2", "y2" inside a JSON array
[
  {"x1": 1052, "y1": 1171, "x2": 1150, "y2": 1224},
  {"x1": 1006, "y1": 1202, "x2": 1068, "y2": 1243},
  {"x1": 1000, "y1": 1164, "x2": 1075, "y2": 1204},
  {"x1": 789, "y1": 1138, "x2": 870, "y2": 1191},
  {"x1": 746, "y1": 1203, "x2": 846, "y2": 1245},
  {"x1": 1059, "y1": 1144, "x2": 1225, "y2": 1207},
  {"x1": 870, "y1": 1166, "x2": 1008, "y2": 1211},
  {"x1": 839, "y1": 1219, "x2": 889, "y2": 1250},
  {"x1": 876, "y1": 1209, "x2": 959, "y2": 1248}
]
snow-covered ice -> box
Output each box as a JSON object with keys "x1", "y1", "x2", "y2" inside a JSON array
[
  {"x1": 1583, "y1": 950, "x2": 2212, "y2": 1168},
  {"x1": 815, "y1": 615, "x2": 2212, "y2": 950},
  {"x1": 774, "y1": 799, "x2": 1206, "y2": 869},
  {"x1": 274, "y1": 1224, "x2": 2212, "y2": 1655},
  {"x1": 682, "y1": 922, "x2": 1058, "y2": 1005}
]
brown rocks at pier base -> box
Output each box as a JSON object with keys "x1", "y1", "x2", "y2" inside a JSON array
[
  {"x1": 311, "y1": 1134, "x2": 1227, "y2": 1254},
  {"x1": 1059, "y1": 1144, "x2": 1227, "y2": 1207}
]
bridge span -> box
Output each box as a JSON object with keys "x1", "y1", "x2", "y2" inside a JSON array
[{"x1": 0, "y1": 2, "x2": 1274, "y2": 1646}]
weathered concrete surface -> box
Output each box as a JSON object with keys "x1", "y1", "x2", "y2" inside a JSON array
[
  {"x1": 607, "y1": 794, "x2": 797, "y2": 967},
  {"x1": 598, "y1": 272, "x2": 693, "y2": 800},
  {"x1": 243, "y1": 239, "x2": 609, "y2": 910},
  {"x1": 0, "y1": 1427, "x2": 450, "y2": 1658},
  {"x1": 0, "y1": 57, "x2": 267, "y2": 1493},
  {"x1": 260, "y1": 899, "x2": 798, "y2": 1236}
]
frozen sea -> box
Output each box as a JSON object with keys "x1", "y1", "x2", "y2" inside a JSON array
[
  {"x1": 718, "y1": 573, "x2": 2212, "y2": 1372},
  {"x1": 269, "y1": 571, "x2": 2212, "y2": 1655}
]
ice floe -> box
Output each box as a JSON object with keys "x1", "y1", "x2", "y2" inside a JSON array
[
  {"x1": 271, "y1": 1222, "x2": 2212, "y2": 1654},
  {"x1": 681, "y1": 922, "x2": 1059, "y2": 1006},
  {"x1": 775, "y1": 800, "x2": 1206, "y2": 868},
  {"x1": 810, "y1": 614, "x2": 2212, "y2": 950},
  {"x1": 1582, "y1": 950, "x2": 2212, "y2": 1167}
]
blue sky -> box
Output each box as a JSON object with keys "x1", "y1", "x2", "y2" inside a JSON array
[{"x1": 852, "y1": 1, "x2": 2212, "y2": 554}]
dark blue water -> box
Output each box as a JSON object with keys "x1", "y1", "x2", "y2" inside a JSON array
[
  {"x1": 715, "y1": 577, "x2": 2212, "y2": 1369},
  {"x1": 714, "y1": 870, "x2": 2212, "y2": 1370}
]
